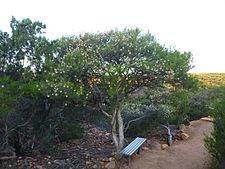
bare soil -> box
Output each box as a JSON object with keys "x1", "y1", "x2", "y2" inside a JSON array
[
  {"x1": 0, "y1": 120, "x2": 213, "y2": 169},
  {"x1": 130, "y1": 119, "x2": 213, "y2": 169}
]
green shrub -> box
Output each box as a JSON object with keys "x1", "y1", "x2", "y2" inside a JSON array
[
  {"x1": 123, "y1": 103, "x2": 171, "y2": 137},
  {"x1": 205, "y1": 87, "x2": 225, "y2": 168},
  {"x1": 122, "y1": 88, "x2": 171, "y2": 137},
  {"x1": 60, "y1": 122, "x2": 84, "y2": 142},
  {"x1": 166, "y1": 89, "x2": 191, "y2": 125},
  {"x1": 38, "y1": 134, "x2": 60, "y2": 155},
  {"x1": 188, "y1": 89, "x2": 214, "y2": 120}
]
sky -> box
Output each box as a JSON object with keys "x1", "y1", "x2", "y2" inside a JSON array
[{"x1": 0, "y1": 0, "x2": 225, "y2": 73}]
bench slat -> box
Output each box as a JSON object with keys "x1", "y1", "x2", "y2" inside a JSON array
[
  {"x1": 121, "y1": 139, "x2": 144, "y2": 155},
  {"x1": 121, "y1": 137, "x2": 146, "y2": 156}
]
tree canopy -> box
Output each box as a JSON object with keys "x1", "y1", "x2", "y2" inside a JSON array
[{"x1": 0, "y1": 17, "x2": 194, "y2": 154}]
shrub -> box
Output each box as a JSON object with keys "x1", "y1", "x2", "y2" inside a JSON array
[
  {"x1": 123, "y1": 88, "x2": 171, "y2": 136},
  {"x1": 205, "y1": 87, "x2": 225, "y2": 169},
  {"x1": 188, "y1": 89, "x2": 214, "y2": 120},
  {"x1": 166, "y1": 89, "x2": 191, "y2": 125},
  {"x1": 38, "y1": 134, "x2": 60, "y2": 155},
  {"x1": 125, "y1": 104, "x2": 171, "y2": 137},
  {"x1": 60, "y1": 122, "x2": 84, "y2": 142}
]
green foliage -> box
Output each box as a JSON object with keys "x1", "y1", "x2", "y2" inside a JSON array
[
  {"x1": 122, "y1": 88, "x2": 171, "y2": 136},
  {"x1": 0, "y1": 17, "x2": 195, "y2": 155},
  {"x1": 166, "y1": 89, "x2": 191, "y2": 125},
  {"x1": 80, "y1": 29, "x2": 191, "y2": 112},
  {"x1": 0, "y1": 76, "x2": 20, "y2": 117},
  {"x1": 60, "y1": 122, "x2": 84, "y2": 142},
  {"x1": 188, "y1": 89, "x2": 213, "y2": 120},
  {"x1": 38, "y1": 50, "x2": 92, "y2": 107},
  {"x1": 0, "y1": 16, "x2": 51, "y2": 79},
  {"x1": 38, "y1": 134, "x2": 60, "y2": 155},
  {"x1": 205, "y1": 87, "x2": 225, "y2": 168},
  {"x1": 123, "y1": 104, "x2": 171, "y2": 137},
  {"x1": 181, "y1": 74, "x2": 200, "y2": 90}
]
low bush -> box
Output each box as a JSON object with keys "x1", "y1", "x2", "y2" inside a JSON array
[
  {"x1": 60, "y1": 122, "x2": 84, "y2": 142},
  {"x1": 188, "y1": 89, "x2": 214, "y2": 120},
  {"x1": 166, "y1": 89, "x2": 191, "y2": 125},
  {"x1": 205, "y1": 87, "x2": 225, "y2": 169},
  {"x1": 122, "y1": 88, "x2": 171, "y2": 137}
]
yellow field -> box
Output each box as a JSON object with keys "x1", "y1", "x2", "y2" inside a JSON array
[{"x1": 191, "y1": 73, "x2": 225, "y2": 87}]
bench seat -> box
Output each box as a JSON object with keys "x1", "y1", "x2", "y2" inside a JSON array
[{"x1": 120, "y1": 137, "x2": 146, "y2": 164}]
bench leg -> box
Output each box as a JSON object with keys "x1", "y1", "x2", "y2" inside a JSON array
[
  {"x1": 137, "y1": 147, "x2": 140, "y2": 154},
  {"x1": 128, "y1": 156, "x2": 131, "y2": 166}
]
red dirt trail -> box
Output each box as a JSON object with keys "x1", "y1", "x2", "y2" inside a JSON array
[{"x1": 130, "y1": 119, "x2": 213, "y2": 169}]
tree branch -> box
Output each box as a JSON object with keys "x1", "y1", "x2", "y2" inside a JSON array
[
  {"x1": 101, "y1": 109, "x2": 112, "y2": 118},
  {"x1": 160, "y1": 124, "x2": 171, "y2": 135},
  {"x1": 98, "y1": 103, "x2": 112, "y2": 119},
  {"x1": 124, "y1": 115, "x2": 145, "y2": 133},
  {"x1": 8, "y1": 116, "x2": 32, "y2": 134}
]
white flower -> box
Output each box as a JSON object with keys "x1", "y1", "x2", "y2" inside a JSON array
[{"x1": 1, "y1": 85, "x2": 4, "y2": 88}]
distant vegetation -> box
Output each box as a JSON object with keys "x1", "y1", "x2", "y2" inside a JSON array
[{"x1": 192, "y1": 73, "x2": 225, "y2": 87}]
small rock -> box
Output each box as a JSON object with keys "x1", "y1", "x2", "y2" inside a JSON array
[
  {"x1": 142, "y1": 146, "x2": 150, "y2": 151},
  {"x1": 111, "y1": 152, "x2": 116, "y2": 156},
  {"x1": 181, "y1": 132, "x2": 189, "y2": 140},
  {"x1": 36, "y1": 165, "x2": 44, "y2": 169},
  {"x1": 47, "y1": 161, "x2": 51, "y2": 165},
  {"x1": 179, "y1": 124, "x2": 186, "y2": 132},
  {"x1": 101, "y1": 158, "x2": 109, "y2": 162},
  {"x1": 93, "y1": 164, "x2": 98, "y2": 168},
  {"x1": 106, "y1": 133, "x2": 110, "y2": 136},
  {"x1": 200, "y1": 117, "x2": 213, "y2": 122},
  {"x1": 109, "y1": 157, "x2": 114, "y2": 161},
  {"x1": 150, "y1": 141, "x2": 161, "y2": 150},
  {"x1": 105, "y1": 161, "x2": 116, "y2": 169},
  {"x1": 72, "y1": 139, "x2": 80, "y2": 144},
  {"x1": 161, "y1": 144, "x2": 169, "y2": 150},
  {"x1": 54, "y1": 159, "x2": 66, "y2": 166},
  {"x1": 86, "y1": 161, "x2": 92, "y2": 165},
  {"x1": 147, "y1": 139, "x2": 151, "y2": 144}
]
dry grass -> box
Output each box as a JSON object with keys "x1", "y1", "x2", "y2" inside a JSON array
[{"x1": 191, "y1": 73, "x2": 225, "y2": 87}]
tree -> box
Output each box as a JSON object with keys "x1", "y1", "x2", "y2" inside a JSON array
[
  {"x1": 0, "y1": 17, "x2": 50, "y2": 79},
  {"x1": 0, "y1": 31, "x2": 11, "y2": 75},
  {"x1": 44, "y1": 29, "x2": 193, "y2": 153},
  {"x1": 0, "y1": 17, "x2": 52, "y2": 153}
]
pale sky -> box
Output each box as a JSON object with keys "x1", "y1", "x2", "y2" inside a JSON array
[{"x1": 0, "y1": 0, "x2": 225, "y2": 73}]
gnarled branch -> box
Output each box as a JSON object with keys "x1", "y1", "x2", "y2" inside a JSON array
[{"x1": 124, "y1": 115, "x2": 145, "y2": 133}]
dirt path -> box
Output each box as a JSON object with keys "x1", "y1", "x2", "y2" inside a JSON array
[{"x1": 130, "y1": 119, "x2": 213, "y2": 169}]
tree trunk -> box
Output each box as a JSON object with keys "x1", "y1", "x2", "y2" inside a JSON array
[{"x1": 111, "y1": 107, "x2": 124, "y2": 154}]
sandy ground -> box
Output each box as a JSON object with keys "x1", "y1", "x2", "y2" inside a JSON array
[{"x1": 130, "y1": 119, "x2": 213, "y2": 169}]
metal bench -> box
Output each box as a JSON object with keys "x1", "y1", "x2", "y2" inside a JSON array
[{"x1": 120, "y1": 137, "x2": 146, "y2": 165}]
